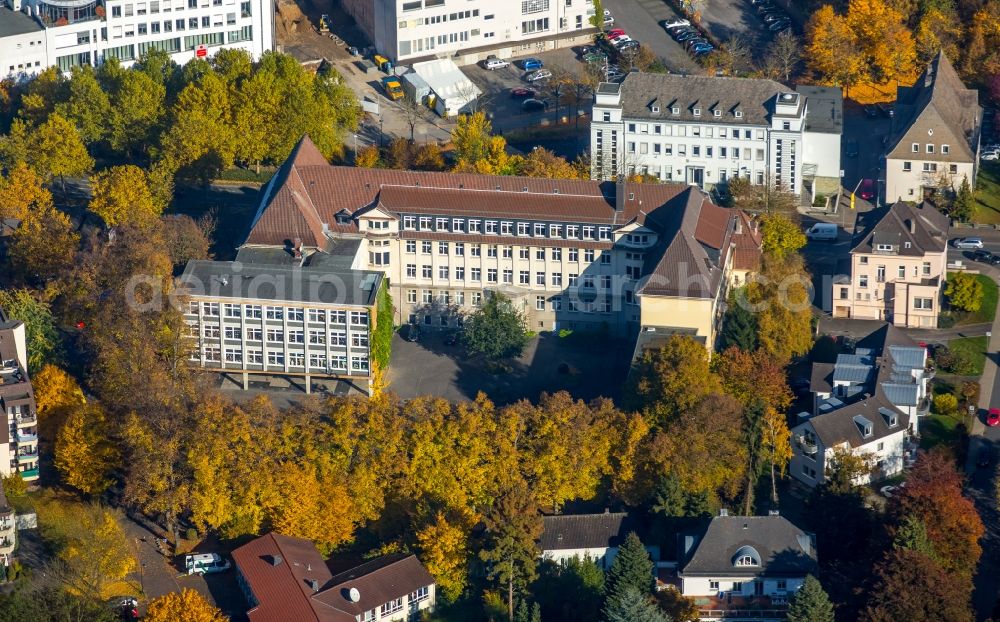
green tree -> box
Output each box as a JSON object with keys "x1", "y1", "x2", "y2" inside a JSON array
[
  {"x1": 760, "y1": 213, "x2": 806, "y2": 260},
  {"x1": 786, "y1": 575, "x2": 834, "y2": 622},
  {"x1": 514, "y1": 600, "x2": 542, "y2": 622},
  {"x1": 56, "y1": 65, "x2": 112, "y2": 145},
  {"x1": 719, "y1": 290, "x2": 758, "y2": 351},
  {"x1": 463, "y1": 293, "x2": 529, "y2": 361},
  {"x1": 892, "y1": 515, "x2": 938, "y2": 560},
  {"x1": 944, "y1": 272, "x2": 983, "y2": 313},
  {"x1": 452, "y1": 111, "x2": 494, "y2": 165},
  {"x1": 0, "y1": 289, "x2": 62, "y2": 373},
  {"x1": 603, "y1": 586, "x2": 669, "y2": 622},
  {"x1": 604, "y1": 532, "x2": 654, "y2": 599},
  {"x1": 108, "y1": 69, "x2": 166, "y2": 157},
  {"x1": 29, "y1": 113, "x2": 94, "y2": 196},
  {"x1": 950, "y1": 176, "x2": 975, "y2": 221},
  {"x1": 160, "y1": 72, "x2": 236, "y2": 183},
  {"x1": 479, "y1": 483, "x2": 543, "y2": 622},
  {"x1": 89, "y1": 165, "x2": 161, "y2": 228}
]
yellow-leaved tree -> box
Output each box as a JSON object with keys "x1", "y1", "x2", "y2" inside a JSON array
[
  {"x1": 33, "y1": 364, "x2": 86, "y2": 442},
  {"x1": 145, "y1": 589, "x2": 227, "y2": 622},
  {"x1": 54, "y1": 402, "x2": 120, "y2": 496},
  {"x1": 760, "y1": 406, "x2": 793, "y2": 505},
  {"x1": 89, "y1": 164, "x2": 162, "y2": 228},
  {"x1": 0, "y1": 161, "x2": 53, "y2": 222},
  {"x1": 416, "y1": 511, "x2": 474, "y2": 603},
  {"x1": 269, "y1": 462, "x2": 356, "y2": 555},
  {"x1": 806, "y1": 5, "x2": 865, "y2": 88}
]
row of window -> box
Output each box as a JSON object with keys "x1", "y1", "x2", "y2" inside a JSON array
[
  {"x1": 407, "y1": 290, "x2": 630, "y2": 312},
  {"x1": 403, "y1": 241, "x2": 613, "y2": 262},
  {"x1": 404, "y1": 266, "x2": 619, "y2": 287},
  {"x1": 399, "y1": 217, "x2": 613, "y2": 241},
  {"x1": 109, "y1": 0, "x2": 240, "y2": 15},
  {"x1": 707, "y1": 579, "x2": 788, "y2": 591},
  {"x1": 191, "y1": 326, "x2": 368, "y2": 346},
  {"x1": 112, "y1": 16, "x2": 242, "y2": 37},
  {"x1": 627, "y1": 142, "x2": 765, "y2": 161},
  {"x1": 192, "y1": 347, "x2": 369, "y2": 371},
  {"x1": 190, "y1": 302, "x2": 368, "y2": 325},
  {"x1": 398, "y1": 7, "x2": 479, "y2": 27},
  {"x1": 625, "y1": 123, "x2": 764, "y2": 139},
  {"x1": 855, "y1": 264, "x2": 933, "y2": 288},
  {"x1": 910, "y1": 143, "x2": 950, "y2": 155},
  {"x1": 901, "y1": 161, "x2": 958, "y2": 174}
]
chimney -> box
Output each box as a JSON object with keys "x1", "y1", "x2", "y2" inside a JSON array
[
  {"x1": 768, "y1": 509, "x2": 780, "y2": 516},
  {"x1": 309, "y1": 579, "x2": 319, "y2": 592},
  {"x1": 719, "y1": 508, "x2": 729, "y2": 517},
  {"x1": 615, "y1": 175, "x2": 626, "y2": 212},
  {"x1": 735, "y1": 217, "x2": 743, "y2": 235},
  {"x1": 293, "y1": 238, "x2": 303, "y2": 259},
  {"x1": 908, "y1": 219, "x2": 915, "y2": 234}
]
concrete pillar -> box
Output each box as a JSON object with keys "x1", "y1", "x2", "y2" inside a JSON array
[
  {"x1": 242, "y1": 372, "x2": 248, "y2": 390},
  {"x1": 305, "y1": 375, "x2": 311, "y2": 394}
]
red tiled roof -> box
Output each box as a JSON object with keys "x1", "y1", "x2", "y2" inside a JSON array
[
  {"x1": 244, "y1": 136, "x2": 690, "y2": 248},
  {"x1": 732, "y1": 211, "x2": 763, "y2": 271}
]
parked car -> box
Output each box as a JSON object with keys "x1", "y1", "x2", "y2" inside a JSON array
[
  {"x1": 845, "y1": 139, "x2": 859, "y2": 157},
  {"x1": 763, "y1": 12, "x2": 788, "y2": 23},
  {"x1": 583, "y1": 51, "x2": 608, "y2": 64},
  {"x1": 662, "y1": 18, "x2": 691, "y2": 30},
  {"x1": 880, "y1": 482, "x2": 905, "y2": 498},
  {"x1": 520, "y1": 57, "x2": 544, "y2": 71},
  {"x1": 185, "y1": 553, "x2": 231, "y2": 575},
  {"x1": 521, "y1": 98, "x2": 549, "y2": 112},
  {"x1": 970, "y1": 249, "x2": 1000, "y2": 265},
  {"x1": 982, "y1": 149, "x2": 1000, "y2": 161},
  {"x1": 526, "y1": 69, "x2": 552, "y2": 82},
  {"x1": 953, "y1": 237, "x2": 985, "y2": 249},
  {"x1": 609, "y1": 33, "x2": 631, "y2": 44},
  {"x1": 859, "y1": 178, "x2": 875, "y2": 200},
  {"x1": 510, "y1": 87, "x2": 535, "y2": 99},
  {"x1": 987, "y1": 408, "x2": 1000, "y2": 427},
  {"x1": 877, "y1": 103, "x2": 894, "y2": 117},
  {"x1": 692, "y1": 47, "x2": 714, "y2": 56},
  {"x1": 482, "y1": 58, "x2": 509, "y2": 70},
  {"x1": 607, "y1": 28, "x2": 627, "y2": 38},
  {"x1": 685, "y1": 37, "x2": 709, "y2": 48},
  {"x1": 768, "y1": 20, "x2": 792, "y2": 31},
  {"x1": 618, "y1": 40, "x2": 640, "y2": 51}
]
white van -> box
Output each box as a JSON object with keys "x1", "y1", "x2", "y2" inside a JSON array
[
  {"x1": 483, "y1": 58, "x2": 510, "y2": 70},
  {"x1": 806, "y1": 222, "x2": 838, "y2": 241},
  {"x1": 185, "y1": 553, "x2": 231, "y2": 575}
]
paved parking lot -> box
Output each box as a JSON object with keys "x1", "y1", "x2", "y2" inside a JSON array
[
  {"x1": 603, "y1": 0, "x2": 699, "y2": 71},
  {"x1": 841, "y1": 101, "x2": 892, "y2": 195}
]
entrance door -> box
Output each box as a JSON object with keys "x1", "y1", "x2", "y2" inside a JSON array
[{"x1": 686, "y1": 167, "x2": 705, "y2": 187}]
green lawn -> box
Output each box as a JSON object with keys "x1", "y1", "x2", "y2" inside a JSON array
[
  {"x1": 973, "y1": 160, "x2": 1000, "y2": 225},
  {"x1": 920, "y1": 412, "x2": 966, "y2": 450},
  {"x1": 947, "y1": 335, "x2": 988, "y2": 376},
  {"x1": 945, "y1": 272, "x2": 999, "y2": 325}
]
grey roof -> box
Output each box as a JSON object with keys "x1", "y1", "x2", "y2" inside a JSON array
[
  {"x1": 889, "y1": 345, "x2": 926, "y2": 370},
  {"x1": 887, "y1": 52, "x2": 980, "y2": 163},
  {"x1": 680, "y1": 516, "x2": 817, "y2": 577},
  {"x1": 807, "y1": 395, "x2": 909, "y2": 447},
  {"x1": 797, "y1": 85, "x2": 843, "y2": 134},
  {"x1": 882, "y1": 383, "x2": 919, "y2": 407},
  {"x1": 851, "y1": 201, "x2": 949, "y2": 256},
  {"x1": 631, "y1": 326, "x2": 703, "y2": 364},
  {"x1": 618, "y1": 72, "x2": 794, "y2": 126},
  {"x1": 832, "y1": 363, "x2": 873, "y2": 384},
  {"x1": 0, "y1": 7, "x2": 43, "y2": 37},
  {"x1": 810, "y1": 362, "x2": 835, "y2": 393},
  {"x1": 540, "y1": 513, "x2": 633, "y2": 552},
  {"x1": 178, "y1": 260, "x2": 382, "y2": 307}
]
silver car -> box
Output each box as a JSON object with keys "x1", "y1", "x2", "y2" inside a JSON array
[{"x1": 953, "y1": 237, "x2": 984, "y2": 249}]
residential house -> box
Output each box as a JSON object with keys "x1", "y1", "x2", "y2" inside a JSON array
[
  {"x1": 792, "y1": 324, "x2": 928, "y2": 487},
  {"x1": 590, "y1": 73, "x2": 842, "y2": 201},
  {"x1": 241, "y1": 136, "x2": 762, "y2": 359},
  {"x1": 540, "y1": 512, "x2": 658, "y2": 570},
  {"x1": 232, "y1": 532, "x2": 436, "y2": 622},
  {"x1": 675, "y1": 512, "x2": 818, "y2": 622},
  {"x1": 1, "y1": 0, "x2": 273, "y2": 81},
  {"x1": 0, "y1": 479, "x2": 15, "y2": 568},
  {"x1": 831, "y1": 200, "x2": 948, "y2": 328},
  {"x1": 340, "y1": 0, "x2": 597, "y2": 65},
  {"x1": 884, "y1": 52, "x2": 981, "y2": 202},
  {"x1": 0, "y1": 308, "x2": 39, "y2": 482}
]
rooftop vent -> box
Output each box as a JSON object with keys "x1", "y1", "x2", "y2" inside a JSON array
[
  {"x1": 309, "y1": 579, "x2": 319, "y2": 592},
  {"x1": 781, "y1": 92, "x2": 795, "y2": 101},
  {"x1": 553, "y1": 188, "x2": 559, "y2": 194},
  {"x1": 719, "y1": 508, "x2": 729, "y2": 517},
  {"x1": 769, "y1": 509, "x2": 780, "y2": 516}
]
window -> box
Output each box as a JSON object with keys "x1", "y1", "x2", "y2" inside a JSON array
[
  {"x1": 331, "y1": 311, "x2": 347, "y2": 324},
  {"x1": 438, "y1": 241, "x2": 449, "y2": 255},
  {"x1": 926, "y1": 144, "x2": 934, "y2": 153},
  {"x1": 903, "y1": 161, "x2": 911, "y2": 172},
  {"x1": 584, "y1": 249, "x2": 595, "y2": 262},
  {"x1": 309, "y1": 330, "x2": 325, "y2": 344},
  {"x1": 436, "y1": 217, "x2": 448, "y2": 231},
  {"x1": 352, "y1": 333, "x2": 369, "y2": 348},
  {"x1": 485, "y1": 220, "x2": 498, "y2": 234},
  {"x1": 266, "y1": 328, "x2": 283, "y2": 342},
  {"x1": 503, "y1": 246, "x2": 513, "y2": 258},
  {"x1": 204, "y1": 325, "x2": 220, "y2": 338},
  {"x1": 488, "y1": 245, "x2": 498, "y2": 258},
  {"x1": 350, "y1": 311, "x2": 369, "y2": 325},
  {"x1": 406, "y1": 264, "x2": 417, "y2": 278},
  {"x1": 455, "y1": 267, "x2": 465, "y2": 280},
  {"x1": 567, "y1": 225, "x2": 579, "y2": 238},
  {"x1": 536, "y1": 272, "x2": 545, "y2": 286},
  {"x1": 439, "y1": 266, "x2": 449, "y2": 279},
  {"x1": 922, "y1": 262, "x2": 931, "y2": 276},
  {"x1": 942, "y1": 144, "x2": 950, "y2": 154},
  {"x1": 421, "y1": 266, "x2": 432, "y2": 279},
  {"x1": 520, "y1": 271, "x2": 530, "y2": 285},
  {"x1": 912, "y1": 143, "x2": 919, "y2": 152},
  {"x1": 898, "y1": 265, "x2": 905, "y2": 278},
  {"x1": 469, "y1": 219, "x2": 481, "y2": 233},
  {"x1": 568, "y1": 249, "x2": 579, "y2": 262},
  {"x1": 552, "y1": 273, "x2": 562, "y2": 286},
  {"x1": 914, "y1": 297, "x2": 933, "y2": 310},
  {"x1": 536, "y1": 248, "x2": 545, "y2": 260},
  {"x1": 736, "y1": 556, "x2": 757, "y2": 566},
  {"x1": 203, "y1": 302, "x2": 220, "y2": 316},
  {"x1": 452, "y1": 218, "x2": 465, "y2": 231},
  {"x1": 503, "y1": 269, "x2": 513, "y2": 284},
  {"x1": 403, "y1": 216, "x2": 416, "y2": 229},
  {"x1": 288, "y1": 329, "x2": 304, "y2": 343},
  {"x1": 471, "y1": 245, "x2": 481, "y2": 257},
  {"x1": 224, "y1": 303, "x2": 241, "y2": 317},
  {"x1": 777, "y1": 580, "x2": 787, "y2": 591},
  {"x1": 922, "y1": 162, "x2": 937, "y2": 172},
  {"x1": 487, "y1": 268, "x2": 498, "y2": 283},
  {"x1": 224, "y1": 326, "x2": 241, "y2": 339},
  {"x1": 536, "y1": 296, "x2": 545, "y2": 310},
  {"x1": 709, "y1": 581, "x2": 720, "y2": 591},
  {"x1": 407, "y1": 290, "x2": 417, "y2": 304},
  {"x1": 552, "y1": 248, "x2": 562, "y2": 260},
  {"x1": 246, "y1": 327, "x2": 261, "y2": 341},
  {"x1": 534, "y1": 223, "x2": 546, "y2": 236},
  {"x1": 501, "y1": 221, "x2": 513, "y2": 235},
  {"x1": 859, "y1": 275, "x2": 868, "y2": 288},
  {"x1": 471, "y1": 268, "x2": 481, "y2": 282}
]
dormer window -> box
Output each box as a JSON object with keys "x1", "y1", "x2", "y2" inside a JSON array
[
  {"x1": 875, "y1": 243, "x2": 893, "y2": 252},
  {"x1": 713, "y1": 109, "x2": 721, "y2": 117},
  {"x1": 652, "y1": 105, "x2": 660, "y2": 113},
  {"x1": 854, "y1": 415, "x2": 874, "y2": 438},
  {"x1": 671, "y1": 107, "x2": 679, "y2": 115},
  {"x1": 732, "y1": 546, "x2": 761, "y2": 568},
  {"x1": 693, "y1": 108, "x2": 701, "y2": 116},
  {"x1": 734, "y1": 110, "x2": 743, "y2": 118}
]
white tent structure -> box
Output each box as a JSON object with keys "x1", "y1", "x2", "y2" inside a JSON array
[{"x1": 411, "y1": 59, "x2": 482, "y2": 117}]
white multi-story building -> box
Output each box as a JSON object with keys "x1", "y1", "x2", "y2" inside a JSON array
[
  {"x1": 340, "y1": 0, "x2": 597, "y2": 65},
  {"x1": 676, "y1": 513, "x2": 817, "y2": 622},
  {"x1": 1, "y1": 0, "x2": 273, "y2": 80},
  {"x1": 791, "y1": 324, "x2": 927, "y2": 488},
  {"x1": 0, "y1": 481, "x2": 15, "y2": 567},
  {"x1": 591, "y1": 74, "x2": 843, "y2": 201},
  {"x1": 0, "y1": 310, "x2": 39, "y2": 484}
]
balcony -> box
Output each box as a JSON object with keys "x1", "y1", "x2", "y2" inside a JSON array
[
  {"x1": 798, "y1": 436, "x2": 818, "y2": 455},
  {"x1": 17, "y1": 451, "x2": 38, "y2": 463},
  {"x1": 19, "y1": 468, "x2": 39, "y2": 481},
  {"x1": 694, "y1": 595, "x2": 790, "y2": 619},
  {"x1": 15, "y1": 430, "x2": 37, "y2": 444},
  {"x1": 15, "y1": 415, "x2": 36, "y2": 427},
  {"x1": 0, "y1": 537, "x2": 13, "y2": 554}
]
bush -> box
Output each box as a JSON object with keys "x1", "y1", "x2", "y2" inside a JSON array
[
  {"x1": 186, "y1": 527, "x2": 198, "y2": 541},
  {"x1": 933, "y1": 393, "x2": 958, "y2": 415},
  {"x1": 945, "y1": 272, "x2": 984, "y2": 313},
  {"x1": 558, "y1": 329, "x2": 574, "y2": 339},
  {"x1": 941, "y1": 347, "x2": 977, "y2": 375}
]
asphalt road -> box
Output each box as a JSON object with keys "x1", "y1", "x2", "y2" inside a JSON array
[{"x1": 602, "y1": 0, "x2": 699, "y2": 72}]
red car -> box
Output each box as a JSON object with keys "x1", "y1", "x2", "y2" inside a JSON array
[
  {"x1": 607, "y1": 28, "x2": 626, "y2": 38},
  {"x1": 510, "y1": 87, "x2": 536, "y2": 99},
  {"x1": 859, "y1": 178, "x2": 875, "y2": 201},
  {"x1": 987, "y1": 408, "x2": 1000, "y2": 427}
]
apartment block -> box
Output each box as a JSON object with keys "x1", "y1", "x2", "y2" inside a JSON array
[
  {"x1": 792, "y1": 324, "x2": 927, "y2": 488},
  {"x1": 0, "y1": 479, "x2": 15, "y2": 568},
  {"x1": 831, "y1": 201, "x2": 948, "y2": 328},
  {"x1": 340, "y1": 0, "x2": 597, "y2": 65},
  {"x1": 240, "y1": 137, "x2": 762, "y2": 353},
  {"x1": 884, "y1": 52, "x2": 981, "y2": 203},
  {"x1": 0, "y1": 310, "x2": 39, "y2": 483},
  {"x1": 2, "y1": 0, "x2": 273, "y2": 80},
  {"x1": 178, "y1": 256, "x2": 383, "y2": 393},
  {"x1": 590, "y1": 74, "x2": 843, "y2": 201}
]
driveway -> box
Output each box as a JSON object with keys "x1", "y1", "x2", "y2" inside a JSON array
[
  {"x1": 841, "y1": 100, "x2": 892, "y2": 198},
  {"x1": 602, "y1": 0, "x2": 699, "y2": 72},
  {"x1": 386, "y1": 330, "x2": 631, "y2": 404}
]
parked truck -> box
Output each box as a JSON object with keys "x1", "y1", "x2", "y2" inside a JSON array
[{"x1": 381, "y1": 76, "x2": 405, "y2": 101}]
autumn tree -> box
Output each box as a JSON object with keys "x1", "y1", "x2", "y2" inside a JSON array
[
  {"x1": 32, "y1": 364, "x2": 86, "y2": 443},
  {"x1": 0, "y1": 161, "x2": 53, "y2": 222},
  {"x1": 861, "y1": 548, "x2": 973, "y2": 622},
  {"x1": 355, "y1": 144, "x2": 382, "y2": 168},
  {"x1": 28, "y1": 113, "x2": 94, "y2": 196},
  {"x1": 760, "y1": 213, "x2": 806, "y2": 260},
  {"x1": 787, "y1": 575, "x2": 834, "y2": 622},
  {"x1": 518, "y1": 147, "x2": 580, "y2": 179},
  {"x1": 761, "y1": 406, "x2": 793, "y2": 505},
  {"x1": 416, "y1": 511, "x2": 472, "y2": 602},
  {"x1": 479, "y1": 482, "x2": 542, "y2": 622},
  {"x1": 8, "y1": 202, "x2": 80, "y2": 285},
  {"x1": 746, "y1": 254, "x2": 813, "y2": 363},
  {"x1": 55, "y1": 403, "x2": 119, "y2": 496},
  {"x1": 626, "y1": 334, "x2": 721, "y2": 424},
  {"x1": 888, "y1": 450, "x2": 984, "y2": 579},
  {"x1": 452, "y1": 110, "x2": 494, "y2": 165},
  {"x1": 56, "y1": 65, "x2": 112, "y2": 145},
  {"x1": 412, "y1": 143, "x2": 445, "y2": 171},
  {"x1": 107, "y1": 67, "x2": 167, "y2": 157},
  {"x1": 945, "y1": 271, "x2": 983, "y2": 313},
  {"x1": 714, "y1": 347, "x2": 793, "y2": 412},
  {"x1": 89, "y1": 165, "x2": 162, "y2": 228},
  {"x1": 0, "y1": 289, "x2": 62, "y2": 373},
  {"x1": 145, "y1": 589, "x2": 227, "y2": 622}
]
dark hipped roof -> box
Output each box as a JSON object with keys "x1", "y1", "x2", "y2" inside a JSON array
[
  {"x1": 312, "y1": 554, "x2": 434, "y2": 616},
  {"x1": 245, "y1": 137, "x2": 694, "y2": 249},
  {"x1": 617, "y1": 72, "x2": 793, "y2": 125},
  {"x1": 540, "y1": 512, "x2": 633, "y2": 551},
  {"x1": 178, "y1": 260, "x2": 382, "y2": 307},
  {"x1": 851, "y1": 200, "x2": 948, "y2": 256},
  {"x1": 233, "y1": 534, "x2": 434, "y2": 622},
  {"x1": 680, "y1": 515, "x2": 817, "y2": 577},
  {"x1": 887, "y1": 52, "x2": 980, "y2": 162}
]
